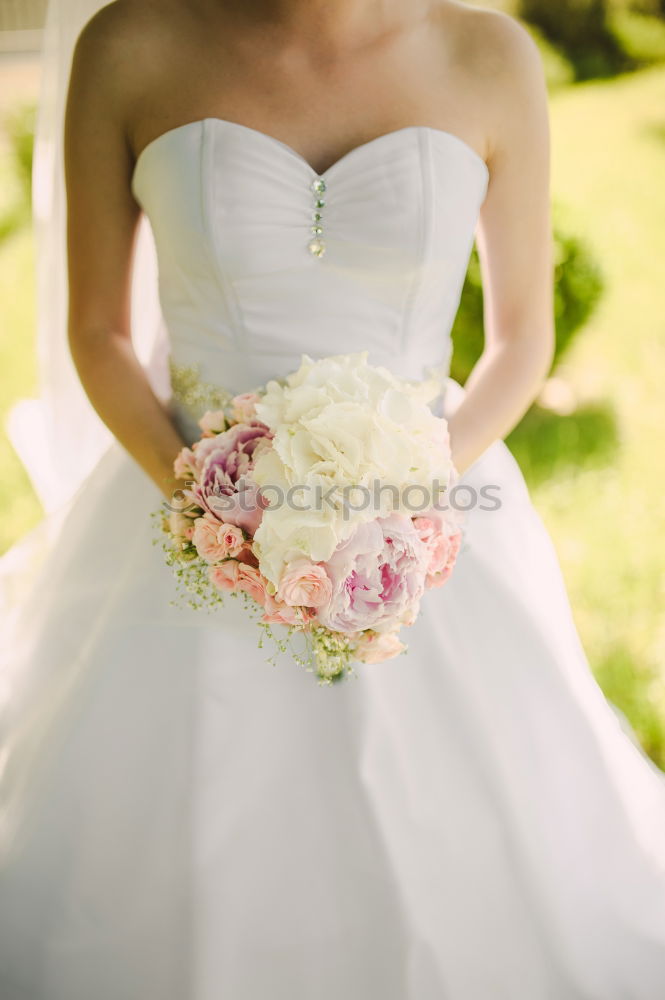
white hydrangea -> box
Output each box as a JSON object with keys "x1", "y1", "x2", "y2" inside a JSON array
[{"x1": 251, "y1": 353, "x2": 452, "y2": 587}]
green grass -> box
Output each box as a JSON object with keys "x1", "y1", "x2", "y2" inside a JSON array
[
  {"x1": 539, "y1": 64, "x2": 665, "y2": 763},
  {"x1": 1, "y1": 65, "x2": 665, "y2": 764}
]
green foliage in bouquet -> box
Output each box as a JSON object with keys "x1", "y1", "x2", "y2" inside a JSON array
[{"x1": 152, "y1": 506, "x2": 365, "y2": 685}]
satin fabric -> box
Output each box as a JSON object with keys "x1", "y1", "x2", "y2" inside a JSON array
[{"x1": 1, "y1": 119, "x2": 665, "y2": 1000}]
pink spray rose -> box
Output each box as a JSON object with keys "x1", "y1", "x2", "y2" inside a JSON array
[
  {"x1": 317, "y1": 513, "x2": 428, "y2": 634},
  {"x1": 209, "y1": 560, "x2": 242, "y2": 592},
  {"x1": 173, "y1": 446, "x2": 199, "y2": 481},
  {"x1": 216, "y1": 522, "x2": 245, "y2": 559},
  {"x1": 235, "y1": 563, "x2": 268, "y2": 606},
  {"x1": 353, "y1": 630, "x2": 406, "y2": 664},
  {"x1": 209, "y1": 560, "x2": 268, "y2": 598},
  {"x1": 262, "y1": 592, "x2": 317, "y2": 626},
  {"x1": 276, "y1": 561, "x2": 333, "y2": 608},
  {"x1": 198, "y1": 409, "x2": 227, "y2": 437},
  {"x1": 413, "y1": 515, "x2": 462, "y2": 588},
  {"x1": 192, "y1": 515, "x2": 241, "y2": 564},
  {"x1": 231, "y1": 392, "x2": 261, "y2": 423}
]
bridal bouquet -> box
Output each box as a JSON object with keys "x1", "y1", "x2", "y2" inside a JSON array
[{"x1": 159, "y1": 353, "x2": 463, "y2": 682}]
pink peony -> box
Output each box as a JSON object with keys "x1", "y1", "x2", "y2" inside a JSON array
[
  {"x1": 353, "y1": 630, "x2": 406, "y2": 664},
  {"x1": 194, "y1": 419, "x2": 272, "y2": 484},
  {"x1": 413, "y1": 516, "x2": 462, "y2": 588},
  {"x1": 231, "y1": 392, "x2": 261, "y2": 423},
  {"x1": 189, "y1": 420, "x2": 274, "y2": 534},
  {"x1": 317, "y1": 513, "x2": 428, "y2": 634},
  {"x1": 276, "y1": 561, "x2": 333, "y2": 608},
  {"x1": 205, "y1": 478, "x2": 268, "y2": 536}
]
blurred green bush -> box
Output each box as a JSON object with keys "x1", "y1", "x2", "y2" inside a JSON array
[
  {"x1": 518, "y1": 0, "x2": 665, "y2": 79},
  {"x1": 451, "y1": 215, "x2": 605, "y2": 385},
  {"x1": 0, "y1": 102, "x2": 36, "y2": 244},
  {"x1": 451, "y1": 215, "x2": 615, "y2": 482},
  {"x1": 8, "y1": 103, "x2": 35, "y2": 202}
]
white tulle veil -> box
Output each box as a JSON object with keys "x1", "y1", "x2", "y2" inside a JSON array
[
  {"x1": 1, "y1": 0, "x2": 168, "y2": 849},
  {"x1": 8, "y1": 0, "x2": 168, "y2": 514}
]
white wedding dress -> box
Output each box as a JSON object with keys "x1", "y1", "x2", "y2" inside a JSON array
[{"x1": 1, "y1": 118, "x2": 665, "y2": 1000}]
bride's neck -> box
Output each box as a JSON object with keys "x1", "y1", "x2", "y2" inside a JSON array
[{"x1": 218, "y1": 0, "x2": 431, "y2": 46}]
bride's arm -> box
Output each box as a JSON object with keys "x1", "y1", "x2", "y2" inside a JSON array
[
  {"x1": 64, "y1": 8, "x2": 186, "y2": 502},
  {"x1": 447, "y1": 16, "x2": 555, "y2": 476}
]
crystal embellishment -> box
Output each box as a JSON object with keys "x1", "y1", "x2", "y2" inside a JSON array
[
  {"x1": 307, "y1": 238, "x2": 326, "y2": 258},
  {"x1": 308, "y1": 177, "x2": 328, "y2": 257}
]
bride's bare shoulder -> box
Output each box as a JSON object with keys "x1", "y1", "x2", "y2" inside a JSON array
[
  {"x1": 74, "y1": 0, "x2": 167, "y2": 58},
  {"x1": 434, "y1": 1, "x2": 548, "y2": 161},
  {"x1": 435, "y1": 1, "x2": 544, "y2": 79},
  {"x1": 70, "y1": 0, "x2": 185, "y2": 102},
  {"x1": 68, "y1": 0, "x2": 196, "y2": 154}
]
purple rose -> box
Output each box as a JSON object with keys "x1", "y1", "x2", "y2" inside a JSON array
[
  {"x1": 317, "y1": 513, "x2": 428, "y2": 634},
  {"x1": 190, "y1": 420, "x2": 273, "y2": 535}
]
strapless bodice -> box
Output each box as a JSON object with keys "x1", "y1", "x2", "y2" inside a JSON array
[{"x1": 131, "y1": 118, "x2": 489, "y2": 437}]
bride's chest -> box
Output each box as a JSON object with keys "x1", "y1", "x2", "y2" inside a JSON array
[{"x1": 132, "y1": 117, "x2": 489, "y2": 285}]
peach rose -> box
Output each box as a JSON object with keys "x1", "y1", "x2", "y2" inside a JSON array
[
  {"x1": 231, "y1": 392, "x2": 261, "y2": 423},
  {"x1": 217, "y1": 523, "x2": 245, "y2": 558},
  {"x1": 426, "y1": 532, "x2": 462, "y2": 587},
  {"x1": 236, "y1": 564, "x2": 268, "y2": 607},
  {"x1": 198, "y1": 409, "x2": 227, "y2": 437},
  {"x1": 353, "y1": 630, "x2": 406, "y2": 664},
  {"x1": 173, "y1": 446, "x2": 199, "y2": 480},
  {"x1": 193, "y1": 516, "x2": 229, "y2": 564},
  {"x1": 209, "y1": 560, "x2": 242, "y2": 591},
  {"x1": 276, "y1": 561, "x2": 333, "y2": 608},
  {"x1": 262, "y1": 592, "x2": 316, "y2": 626},
  {"x1": 413, "y1": 517, "x2": 462, "y2": 588},
  {"x1": 193, "y1": 516, "x2": 248, "y2": 563},
  {"x1": 412, "y1": 516, "x2": 437, "y2": 547}
]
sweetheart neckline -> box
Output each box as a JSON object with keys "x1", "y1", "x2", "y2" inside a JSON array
[{"x1": 130, "y1": 117, "x2": 490, "y2": 191}]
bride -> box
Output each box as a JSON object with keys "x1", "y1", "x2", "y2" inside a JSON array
[{"x1": 1, "y1": 1, "x2": 665, "y2": 997}]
